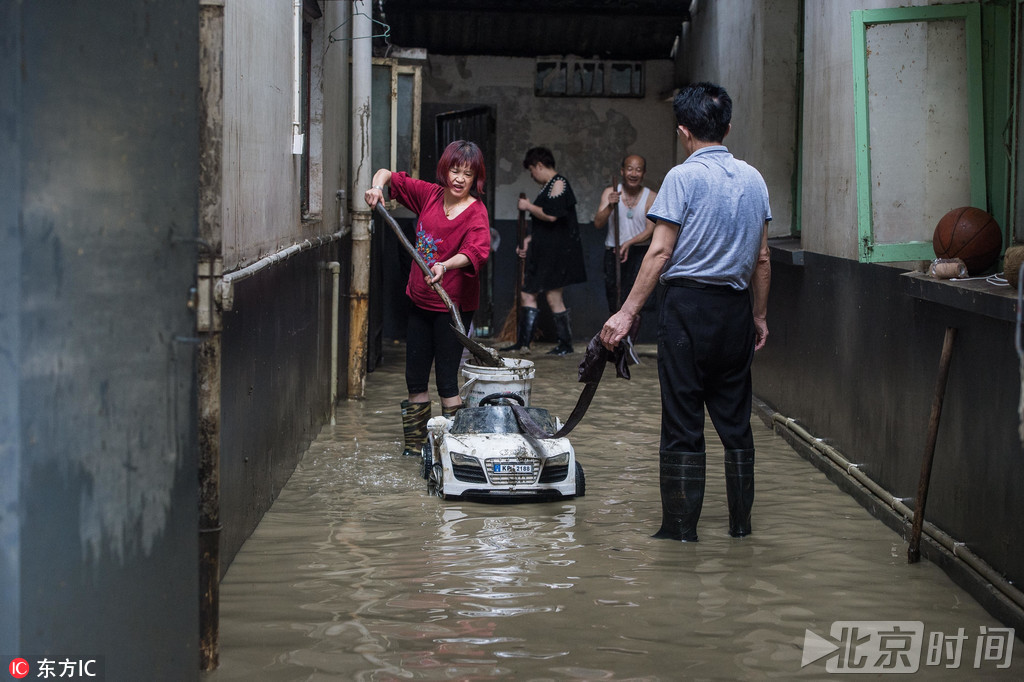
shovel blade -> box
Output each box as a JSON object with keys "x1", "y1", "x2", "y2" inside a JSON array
[{"x1": 451, "y1": 324, "x2": 503, "y2": 367}]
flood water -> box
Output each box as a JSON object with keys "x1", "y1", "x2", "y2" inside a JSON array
[{"x1": 206, "y1": 341, "x2": 1021, "y2": 680}]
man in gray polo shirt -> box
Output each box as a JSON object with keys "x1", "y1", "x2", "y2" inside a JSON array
[{"x1": 600, "y1": 82, "x2": 772, "y2": 542}]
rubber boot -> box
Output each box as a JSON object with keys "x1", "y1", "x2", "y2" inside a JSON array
[
  {"x1": 651, "y1": 451, "x2": 706, "y2": 542},
  {"x1": 500, "y1": 306, "x2": 539, "y2": 353},
  {"x1": 400, "y1": 400, "x2": 431, "y2": 457},
  {"x1": 441, "y1": 402, "x2": 463, "y2": 418},
  {"x1": 725, "y1": 449, "x2": 755, "y2": 537},
  {"x1": 547, "y1": 309, "x2": 574, "y2": 355}
]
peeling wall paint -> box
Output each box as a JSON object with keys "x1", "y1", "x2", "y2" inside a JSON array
[{"x1": 420, "y1": 55, "x2": 677, "y2": 222}]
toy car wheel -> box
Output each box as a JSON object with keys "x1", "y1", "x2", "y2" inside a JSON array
[
  {"x1": 421, "y1": 439, "x2": 433, "y2": 480},
  {"x1": 574, "y1": 461, "x2": 586, "y2": 497},
  {"x1": 427, "y1": 462, "x2": 445, "y2": 499}
]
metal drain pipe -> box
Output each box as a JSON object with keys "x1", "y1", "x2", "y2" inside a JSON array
[
  {"x1": 197, "y1": 0, "x2": 224, "y2": 670},
  {"x1": 771, "y1": 412, "x2": 1024, "y2": 613},
  {"x1": 347, "y1": 1, "x2": 372, "y2": 398},
  {"x1": 328, "y1": 261, "x2": 341, "y2": 423}
]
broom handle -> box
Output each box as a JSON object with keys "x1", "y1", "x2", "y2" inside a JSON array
[
  {"x1": 611, "y1": 177, "x2": 622, "y2": 309},
  {"x1": 374, "y1": 202, "x2": 466, "y2": 335},
  {"x1": 515, "y1": 193, "x2": 527, "y2": 317}
]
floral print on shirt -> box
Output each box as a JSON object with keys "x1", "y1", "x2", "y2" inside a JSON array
[{"x1": 416, "y1": 222, "x2": 443, "y2": 266}]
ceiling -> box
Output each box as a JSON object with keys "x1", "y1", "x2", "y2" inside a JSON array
[{"x1": 375, "y1": 0, "x2": 692, "y2": 61}]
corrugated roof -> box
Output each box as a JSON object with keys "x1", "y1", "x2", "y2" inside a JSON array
[{"x1": 377, "y1": 0, "x2": 691, "y2": 61}]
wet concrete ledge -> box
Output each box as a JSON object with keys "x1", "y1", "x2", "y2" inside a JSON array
[
  {"x1": 753, "y1": 395, "x2": 1024, "y2": 635},
  {"x1": 900, "y1": 270, "x2": 1016, "y2": 323}
]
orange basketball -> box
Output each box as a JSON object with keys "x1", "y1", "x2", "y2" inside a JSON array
[{"x1": 932, "y1": 207, "x2": 1002, "y2": 275}]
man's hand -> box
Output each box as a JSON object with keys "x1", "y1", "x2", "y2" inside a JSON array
[
  {"x1": 600, "y1": 310, "x2": 636, "y2": 350},
  {"x1": 753, "y1": 316, "x2": 768, "y2": 351}
]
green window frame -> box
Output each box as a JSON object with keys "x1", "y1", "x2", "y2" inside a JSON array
[{"x1": 851, "y1": 4, "x2": 985, "y2": 263}]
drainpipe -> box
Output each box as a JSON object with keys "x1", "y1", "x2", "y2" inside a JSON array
[
  {"x1": 197, "y1": 0, "x2": 224, "y2": 671},
  {"x1": 328, "y1": 261, "x2": 341, "y2": 423},
  {"x1": 348, "y1": 1, "x2": 372, "y2": 398}
]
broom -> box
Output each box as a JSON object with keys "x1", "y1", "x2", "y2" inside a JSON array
[
  {"x1": 611, "y1": 175, "x2": 622, "y2": 309},
  {"x1": 495, "y1": 193, "x2": 528, "y2": 343}
]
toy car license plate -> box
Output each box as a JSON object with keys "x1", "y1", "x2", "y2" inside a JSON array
[{"x1": 494, "y1": 462, "x2": 533, "y2": 474}]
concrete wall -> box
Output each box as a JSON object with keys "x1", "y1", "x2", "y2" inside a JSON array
[
  {"x1": 0, "y1": 0, "x2": 22, "y2": 656},
  {"x1": 420, "y1": 55, "x2": 677, "y2": 223},
  {"x1": 757, "y1": 254, "x2": 1024, "y2": 620},
  {"x1": 800, "y1": 0, "x2": 966, "y2": 258},
  {"x1": 217, "y1": 1, "x2": 353, "y2": 570},
  {"x1": 2, "y1": 0, "x2": 200, "y2": 677},
  {"x1": 223, "y1": 0, "x2": 304, "y2": 269},
  {"x1": 219, "y1": 248, "x2": 336, "y2": 569},
  {"x1": 677, "y1": 0, "x2": 801, "y2": 238}
]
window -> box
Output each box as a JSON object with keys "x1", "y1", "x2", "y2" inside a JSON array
[
  {"x1": 535, "y1": 58, "x2": 643, "y2": 98},
  {"x1": 851, "y1": 4, "x2": 987, "y2": 263},
  {"x1": 371, "y1": 58, "x2": 422, "y2": 206}
]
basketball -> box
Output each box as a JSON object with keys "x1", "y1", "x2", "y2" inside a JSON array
[{"x1": 932, "y1": 207, "x2": 1002, "y2": 275}]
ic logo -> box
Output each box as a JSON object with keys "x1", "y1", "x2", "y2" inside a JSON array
[{"x1": 8, "y1": 658, "x2": 30, "y2": 679}]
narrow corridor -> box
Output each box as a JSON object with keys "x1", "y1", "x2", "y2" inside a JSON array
[{"x1": 207, "y1": 343, "x2": 1021, "y2": 680}]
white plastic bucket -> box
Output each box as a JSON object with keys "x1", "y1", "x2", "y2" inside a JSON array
[{"x1": 459, "y1": 357, "x2": 535, "y2": 408}]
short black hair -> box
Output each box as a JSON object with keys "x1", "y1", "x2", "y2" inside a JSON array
[
  {"x1": 522, "y1": 146, "x2": 556, "y2": 170},
  {"x1": 673, "y1": 82, "x2": 732, "y2": 143}
]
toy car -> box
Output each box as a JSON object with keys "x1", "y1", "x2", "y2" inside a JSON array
[{"x1": 422, "y1": 392, "x2": 585, "y2": 501}]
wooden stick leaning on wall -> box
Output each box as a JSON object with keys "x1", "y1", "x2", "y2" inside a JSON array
[
  {"x1": 496, "y1": 193, "x2": 528, "y2": 342},
  {"x1": 907, "y1": 326, "x2": 957, "y2": 564}
]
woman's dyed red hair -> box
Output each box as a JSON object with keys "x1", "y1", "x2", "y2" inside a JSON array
[{"x1": 436, "y1": 140, "x2": 486, "y2": 196}]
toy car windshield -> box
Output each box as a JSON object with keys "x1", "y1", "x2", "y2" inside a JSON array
[{"x1": 451, "y1": 405, "x2": 556, "y2": 435}]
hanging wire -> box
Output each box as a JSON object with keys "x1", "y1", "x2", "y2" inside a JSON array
[
  {"x1": 326, "y1": 10, "x2": 391, "y2": 51},
  {"x1": 949, "y1": 272, "x2": 1010, "y2": 286},
  {"x1": 377, "y1": 0, "x2": 393, "y2": 57}
]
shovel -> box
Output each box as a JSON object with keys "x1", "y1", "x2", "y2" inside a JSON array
[{"x1": 374, "y1": 202, "x2": 503, "y2": 367}]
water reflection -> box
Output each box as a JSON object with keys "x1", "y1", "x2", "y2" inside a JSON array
[{"x1": 207, "y1": 344, "x2": 1021, "y2": 680}]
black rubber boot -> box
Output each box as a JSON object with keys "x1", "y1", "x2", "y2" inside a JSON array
[
  {"x1": 547, "y1": 310, "x2": 574, "y2": 355},
  {"x1": 500, "y1": 306, "x2": 539, "y2": 353},
  {"x1": 725, "y1": 449, "x2": 755, "y2": 537},
  {"x1": 651, "y1": 451, "x2": 706, "y2": 542},
  {"x1": 400, "y1": 400, "x2": 431, "y2": 457}
]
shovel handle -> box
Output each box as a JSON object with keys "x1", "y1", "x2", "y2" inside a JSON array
[{"x1": 374, "y1": 202, "x2": 466, "y2": 335}]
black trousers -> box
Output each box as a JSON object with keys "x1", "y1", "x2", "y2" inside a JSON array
[
  {"x1": 405, "y1": 302, "x2": 475, "y2": 399},
  {"x1": 657, "y1": 281, "x2": 755, "y2": 453}
]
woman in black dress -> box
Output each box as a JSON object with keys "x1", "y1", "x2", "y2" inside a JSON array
[{"x1": 503, "y1": 147, "x2": 587, "y2": 355}]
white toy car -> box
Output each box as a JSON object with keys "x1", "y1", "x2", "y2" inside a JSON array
[{"x1": 422, "y1": 392, "x2": 585, "y2": 501}]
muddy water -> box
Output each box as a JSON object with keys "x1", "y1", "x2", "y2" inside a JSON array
[{"x1": 207, "y1": 342, "x2": 1021, "y2": 680}]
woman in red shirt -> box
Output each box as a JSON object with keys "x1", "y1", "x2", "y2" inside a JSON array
[{"x1": 364, "y1": 140, "x2": 491, "y2": 457}]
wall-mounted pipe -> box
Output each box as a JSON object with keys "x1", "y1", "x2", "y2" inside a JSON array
[
  {"x1": 328, "y1": 261, "x2": 340, "y2": 424},
  {"x1": 347, "y1": 1, "x2": 372, "y2": 399},
  {"x1": 218, "y1": 232, "x2": 343, "y2": 311},
  {"x1": 197, "y1": 0, "x2": 225, "y2": 671},
  {"x1": 771, "y1": 412, "x2": 1024, "y2": 614}
]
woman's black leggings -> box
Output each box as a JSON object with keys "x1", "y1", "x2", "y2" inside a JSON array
[{"x1": 405, "y1": 302, "x2": 475, "y2": 399}]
